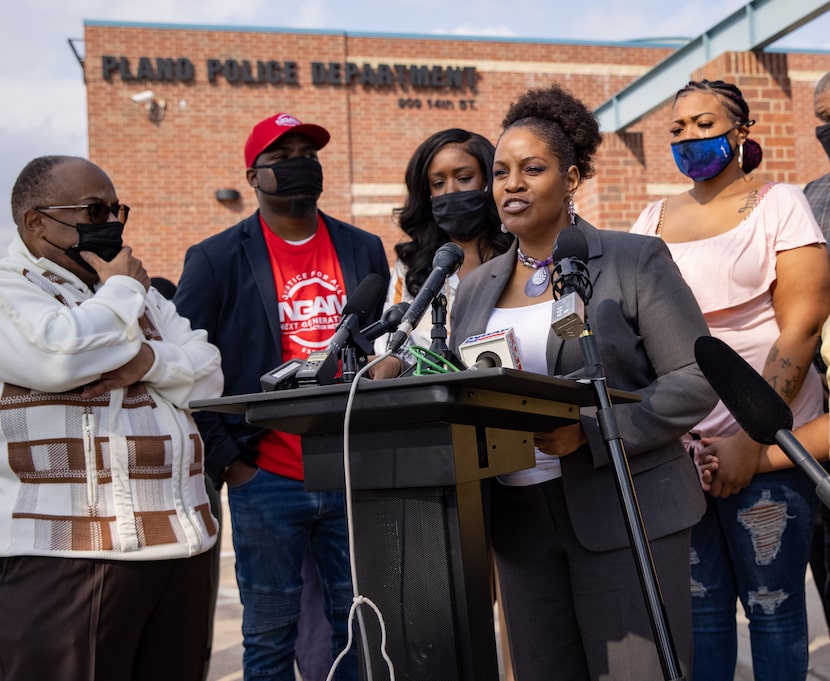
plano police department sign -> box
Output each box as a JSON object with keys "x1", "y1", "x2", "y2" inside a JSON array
[{"x1": 101, "y1": 55, "x2": 478, "y2": 91}]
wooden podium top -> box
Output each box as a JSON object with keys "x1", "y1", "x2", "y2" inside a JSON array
[{"x1": 191, "y1": 367, "x2": 638, "y2": 436}]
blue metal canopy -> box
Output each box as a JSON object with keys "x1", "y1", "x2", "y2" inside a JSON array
[{"x1": 594, "y1": 0, "x2": 830, "y2": 132}]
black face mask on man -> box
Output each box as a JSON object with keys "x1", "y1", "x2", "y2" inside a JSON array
[
  {"x1": 816, "y1": 123, "x2": 830, "y2": 161},
  {"x1": 430, "y1": 189, "x2": 490, "y2": 241},
  {"x1": 254, "y1": 156, "x2": 324, "y2": 197},
  {"x1": 42, "y1": 217, "x2": 125, "y2": 275},
  {"x1": 65, "y1": 222, "x2": 125, "y2": 273}
]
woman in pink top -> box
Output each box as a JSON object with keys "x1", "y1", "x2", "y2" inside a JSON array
[{"x1": 630, "y1": 79, "x2": 830, "y2": 681}]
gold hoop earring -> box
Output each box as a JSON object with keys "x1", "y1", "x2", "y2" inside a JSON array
[{"x1": 737, "y1": 142, "x2": 744, "y2": 169}]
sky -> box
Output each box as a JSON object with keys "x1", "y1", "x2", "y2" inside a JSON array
[{"x1": 2, "y1": 0, "x2": 829, "y2": 252}]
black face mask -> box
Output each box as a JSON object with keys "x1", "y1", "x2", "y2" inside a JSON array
[
  {"x1": 430, "y1": 189, "x2": 490, "y2": 241},
  {"x1": 41, "y1": 215, "x2": 125, "y2": 274},
  {"x1": 255, "y1": 156, "x2": 324, "y2": 197},
  {"x1": 817, "y1": 123, "x2": 830, "y2": 161},
  {"x1": 64, "y1": 221, "x2": 125, "y2": 274}
]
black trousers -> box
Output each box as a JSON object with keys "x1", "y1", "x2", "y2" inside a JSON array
[
  {"x1": 0, "y1": 551, "x2": 211, "y2": 681},
  {"x1": 491, "y1": 477, "x2": 693, "y2": 681}
]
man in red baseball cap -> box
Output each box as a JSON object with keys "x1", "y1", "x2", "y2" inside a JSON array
[
  {"x1": 244, "y1": 112, "x2": 331, "y2": 167},
  {"x1": 175, "y1": 112, "x2": 390, "y2": 681}
]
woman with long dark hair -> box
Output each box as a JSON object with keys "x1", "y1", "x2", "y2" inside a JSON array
[{"x1": 373, "y1": 128, "x2": 513, "y2": 376}]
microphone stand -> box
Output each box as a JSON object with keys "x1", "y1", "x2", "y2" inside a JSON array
[
  {"x1": 577, "y1": 318, "x2": 685, "y2": 681},
  {"x1": 428, "y1": 294, "x2": 463, "y2": 370},
  {"x1": 340, "y1": 328, "x2": 374, "y2": 385}
]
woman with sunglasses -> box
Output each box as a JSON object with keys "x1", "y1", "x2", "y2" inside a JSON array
[{"x1": 631, "y1": 79, "x2": 830, "y2": 681}]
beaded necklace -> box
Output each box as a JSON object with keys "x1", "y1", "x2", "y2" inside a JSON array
[{"x1": 517, "y1": 246, "x2": 554, "y2": 297}]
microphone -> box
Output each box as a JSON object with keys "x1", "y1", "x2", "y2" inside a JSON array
[
  {"x1": 387, "y1": 242, "x2": 464, "y2": 353},
  {"x1": 359, "y1": 302, "x2": 410, "y2": 343},
  {"x1": 550, "y1": 227, "x2": 591, "y2": 339},
  {"x1": 260, "y1": 358, "x2": 305, "y2": 391},
  {"x1": 295, "y1": 273, "x2": 386, "y2": 387},
  {"x1": 694, "y1": 335, "x2": 830, "y2": 507},
  {"x1": 458, "y1": 328, "x2": 523, "y2": 370},
  {"x1": 263, "y1": 301, "x2": 405, "y2": 391},
  {"x1": 550, "y1": 227, "x2": 592, "y2": 340}
]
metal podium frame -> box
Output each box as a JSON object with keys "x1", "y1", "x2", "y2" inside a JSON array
[{"x1": 192, "y1": 368, "x2": 631, "y2": 681}]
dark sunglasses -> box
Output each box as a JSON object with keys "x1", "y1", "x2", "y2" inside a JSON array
[{"x1": 35, "y1": 202, "x2": 130, "y2": 225}]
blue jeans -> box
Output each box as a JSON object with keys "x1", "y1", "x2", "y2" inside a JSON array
[
  {"x1": 690, "y1": 468, "x2": 817, "y2": 681},
  {"x1": 227, "y1": 468, "x2": 358, "y2": 681}
]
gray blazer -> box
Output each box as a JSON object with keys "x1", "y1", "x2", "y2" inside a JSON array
[{"x1": 450, "y1": 218, "x2": 717, "y2": 551}]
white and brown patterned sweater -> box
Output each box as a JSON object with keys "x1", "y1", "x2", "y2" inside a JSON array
[{"x1": 0, "y1": 237, "x2": 223, "y2": 560}]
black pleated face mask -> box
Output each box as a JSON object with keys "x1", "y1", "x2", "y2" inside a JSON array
[
  {"x1": 64, "y1": 221, "x2": 125, "y2": 273},
  {"x1": 430, "y1": 189, "x2": 490, "y2": 241},
  {"x1": 254, "y1": 156, "x2": 324, "y2": 197}
]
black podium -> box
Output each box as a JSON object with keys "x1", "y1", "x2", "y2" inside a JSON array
[{"x1": 193, "y1": 368, "x2": 613, "y2": 681}]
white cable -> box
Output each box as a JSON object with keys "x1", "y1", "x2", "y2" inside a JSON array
[{"x1": 325, "y1": 350, "x2": 396, "y2": 681}]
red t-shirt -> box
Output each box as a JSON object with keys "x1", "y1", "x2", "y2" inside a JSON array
[{"x1": 256, "y1": 214, "x2": 345, "y2": 480}]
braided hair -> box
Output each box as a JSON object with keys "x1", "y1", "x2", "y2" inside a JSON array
[{"x1": 674, "y1": 80, "x2": 763, "y2": 172}]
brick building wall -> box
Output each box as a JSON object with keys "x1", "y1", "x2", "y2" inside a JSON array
[{"x1": 83, "y1": 21, "x2": 830, "y2": 281}]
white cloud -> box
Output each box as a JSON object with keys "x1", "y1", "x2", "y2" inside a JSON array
[
  {"x1": 575, "y1": 0, "x2": 747, "y2": 42},
  {"x1": 0, "y1": 77, "x2": 87, "y2": 136},
  {"x1": 0, "y1": 75, "x2": 87, "y2": 242}
]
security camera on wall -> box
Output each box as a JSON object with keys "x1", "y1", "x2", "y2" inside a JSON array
[{"x1": 130, "y1": 90, "x2": 155, "y2": 103}]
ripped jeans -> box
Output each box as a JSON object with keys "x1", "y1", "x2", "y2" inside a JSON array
[{"x1": 690, "y1": 468, "x2": 818, "y2": 681}]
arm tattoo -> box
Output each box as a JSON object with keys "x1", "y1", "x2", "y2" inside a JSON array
[
  {"x1": 765, "y1": 346, "x2": 804, "y2": 400},
  {"x1": 781, "y1": 367, "x2": 804, "y2": 400},
  {"x1": 766, "y1": 364, "x2": 804, "y2": 400}
]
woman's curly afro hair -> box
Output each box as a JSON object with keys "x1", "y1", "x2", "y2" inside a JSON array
[{"x1": 501, "y1": 83, "x2": 602, "y2": 181}]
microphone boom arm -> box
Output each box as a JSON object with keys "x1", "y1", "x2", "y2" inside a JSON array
[{"x1": 775, "y1": 429, "x2": 830, "y2": 508}]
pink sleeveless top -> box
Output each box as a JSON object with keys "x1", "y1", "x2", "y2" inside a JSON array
[{"x1": 630, "y1": 183, "x2": 826, "y2": 438}]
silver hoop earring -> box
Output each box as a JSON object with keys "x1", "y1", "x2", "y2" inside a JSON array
[
  {"x1": 737, "y1": 142, "x2": 744, "y2": 169},
  {"x1": 567, "y1": 196, "x2": 576, "y2": 225},
  {"x1": 500, "y1": 223, "x2": 509, "y2": 234}
]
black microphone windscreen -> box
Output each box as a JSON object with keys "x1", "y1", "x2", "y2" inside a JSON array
[
  {"x1": 382, "y1": 301, "x2": 409, "y2": 327},
  {"x1": 359, "y1": 302, "x2": 411, "y2": 342},
  {"x1": 553, "y1": 226, "x2": 589, "y2": 263},
  {"x1": 432, "y1": 242, "x2": 465, "y2": 271},
  {"x1": 694, "y1": 335, "x2": 793, "y2": 444},
  {"x1": 343, "y1": 273, "x2": 386, "y2": 325}
]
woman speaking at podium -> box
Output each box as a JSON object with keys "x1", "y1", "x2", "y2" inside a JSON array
[{"x1": 451, "y1": 83, "x2": 717, "y2": 681}]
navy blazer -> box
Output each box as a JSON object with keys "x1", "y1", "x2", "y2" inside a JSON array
[
  {"x1": 450, "y1": 218, "x2": 717, "y2": 551},
  {"x1": 174, "y1": 210, "x2": 390, "y2": 484}
]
